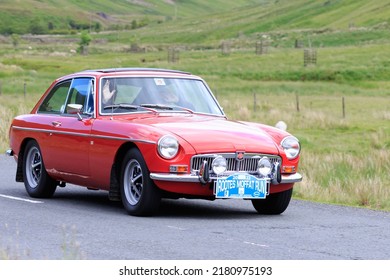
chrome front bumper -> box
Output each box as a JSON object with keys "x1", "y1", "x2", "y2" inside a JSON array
[
  {"x1": 5, "y1": 149, "x2": 14, "y2": 156},
  {"x1": 150, "y1": 172, "x2": 302, "y2": 184}
]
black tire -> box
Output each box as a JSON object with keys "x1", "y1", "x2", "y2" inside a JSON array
[
  {"x1": 23, "y1": 140, "x2": 57, "y2": 198},
  {"x1": 251, "y1": 188, "x2": 293, "y2": 215},
  {"x1": 120, "y1": 148, "x2": 161, "y2": 216}
]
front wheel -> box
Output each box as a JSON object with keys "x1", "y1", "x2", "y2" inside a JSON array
[
  {"x1": 251, "y1": 188, "x2": 293, "y2": 215},
  {"x1": 120, "y1": 148, "x2": 161, "y2": 216},
  {"x1": 23, "y1": 140, "x2": 57, "y2": 198}
]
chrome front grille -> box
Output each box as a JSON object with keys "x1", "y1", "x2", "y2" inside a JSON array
[{"x1": 191, "y1": 153, "x2": 281, "y2": 174}]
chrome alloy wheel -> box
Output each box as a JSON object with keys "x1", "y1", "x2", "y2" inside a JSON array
[
  {"x1": 123, "y1": 159, "x2": 143, "y2": 206},
  {"x1": 120, "y1": 148, "x2": 161, "y2": 216},
  {"x1": 25, "y1": 146, "x2": 42, "y2": 189}
]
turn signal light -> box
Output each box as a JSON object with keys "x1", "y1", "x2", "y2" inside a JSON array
[
  {"x1": 282, "y1": 166, "x2": 296, "y2": 173},
  {"x1": 169, "y1": 165, "x2": 188, "y2": 173}
]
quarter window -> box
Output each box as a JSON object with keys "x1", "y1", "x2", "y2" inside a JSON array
[
  {"x1": 38, "y1": 81, "x2": 71, "y2": 114},
  {"x1": 38, "y1": 78, "x2": 94, "y2": 116}
]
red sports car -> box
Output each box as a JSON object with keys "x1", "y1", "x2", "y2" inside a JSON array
[{"x1": 7, "y1": 68, "x2": 302, "y2": 216}]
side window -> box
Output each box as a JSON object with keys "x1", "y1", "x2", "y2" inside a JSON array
[
  {"x1": 38, "y1": 81, "x2": 71, "y2": 114},
  {"x1": 65, "y1": 78, "x2": 94, "y2": 115}
]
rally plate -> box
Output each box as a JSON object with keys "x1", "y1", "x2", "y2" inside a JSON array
[{"x1": 214, "y1": 173, "x2": 268, "y2": 199}]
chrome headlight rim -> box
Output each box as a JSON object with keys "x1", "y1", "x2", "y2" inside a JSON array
[
  {"x1": 212, "y1": 155, "x2": 227, "y2": 175},
  {"x1": 281, "y1": 136, "x2": 300, "y2": 160},
  {"x1": 258, "y1": 156, "x2": 273, "y2": 177},
  {"x1": 157, "y1": 135, "x2": 179, "y2": 159}
]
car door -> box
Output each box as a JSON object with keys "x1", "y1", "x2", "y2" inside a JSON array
[{"x1": 37, "y1": 77, "x2": 94, "y2": 181}]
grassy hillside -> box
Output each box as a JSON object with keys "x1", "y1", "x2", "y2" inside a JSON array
[
  {"x1": 112, "y1": 0, "x2": 390, "y2": 46},
  {"x1": 0, "y1": 0, "x2": 259, "y2": 34},
  {"x1": 1, "y1": 0, "x2": 390, "y2": 36}
]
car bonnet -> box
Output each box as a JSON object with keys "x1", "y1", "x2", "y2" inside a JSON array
[{"x1": 145, "y1": 114, "x2": 279, "y2": 154}]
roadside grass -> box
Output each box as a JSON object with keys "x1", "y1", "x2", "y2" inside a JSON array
[
  {"x1": 221, "y1": 91, "x2": 390, "y2": 211},
  {"x1": 0, "y1": 224, "x2": 84, "y2": 260},
  {"x1": 298, "y1": 149, "x2": 390, "y2": 210},
  {"x1": 60, "y1": 225, "x2": 85, "y2": 260},
  {"x1": 0, "y1": 224, "x2": 29, "y2": 260}
]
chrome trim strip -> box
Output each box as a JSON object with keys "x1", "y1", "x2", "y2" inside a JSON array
[
  {"x1": 11, "y1": 126, "x2": 155, "y2": 144},
  {"x1": 150, "y1": 172, "x2": 303, "y2": 184},
  {"x1": 150, "y1": 173, "x2": 200, "y2": 183},
  {"x1": 13, "y1": 126, "x2": 90, "y2": 137},
  {"x1": 92, "y1": 134, "x2": 154, "y2": 144}
]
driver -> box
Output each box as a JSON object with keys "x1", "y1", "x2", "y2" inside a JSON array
[{"x1": 102, "y1": 79, "x2": 116, "y2": 106}]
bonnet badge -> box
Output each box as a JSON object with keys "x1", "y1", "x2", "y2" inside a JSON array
[{"x1": 236, "y1": 151, "x2": 245, "y2": 161}]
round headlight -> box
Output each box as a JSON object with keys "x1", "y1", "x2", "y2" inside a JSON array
[
  {"x1": 258, "y1": 157, "x2": 272, "y2": 177},
  {"x1": 212, "y1": 156, "x2": 227, "y2": 175},
  {"x1": 281, "y1": 136, "x2": 300, "y2": 159},
  {"x1": 158, "y1": 135, "x2": 179, "y2": 159}
]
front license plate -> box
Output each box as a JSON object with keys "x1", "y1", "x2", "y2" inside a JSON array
[{"x1": 214, "y1": 173, "x2": 268, "y2": 199}]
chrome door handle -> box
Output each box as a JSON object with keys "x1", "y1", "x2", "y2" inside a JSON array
[{"x1": 51, "y1": 121, "x2": 61, "y2": 127}]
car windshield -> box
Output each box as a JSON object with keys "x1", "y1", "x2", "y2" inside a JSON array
[{"x1": 99, "y1": 77, "x2": 224, "y2": 116}]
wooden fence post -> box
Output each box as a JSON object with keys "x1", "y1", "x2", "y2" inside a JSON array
[
  {"x1": 295, "y1": 39, "x2": 303, "y2": 48},
  {"x1": 253, "y1": 92, "x2": 257, "y2": 112},
  {"x1": 304, "y1": 48, "x2": 317, "y2": 66},
  {"x1": 221, "y1": 41, "x2": 231, "y2": 55},
  {"x1": 256, "y1": 39, "x2": 269, "y2": 55},
  {"x1": 168, "y1": 47, "x2": 179, "y2": 63}
]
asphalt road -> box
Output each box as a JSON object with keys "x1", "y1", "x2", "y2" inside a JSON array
[{"x1": 0, "y1": 154, "x2": 389, "y2": 260}]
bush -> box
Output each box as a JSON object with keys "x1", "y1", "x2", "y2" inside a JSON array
[
  {"x1": 29, "y1": 18, "x2": 48, "y2": 35},
  {"x1": 77, "y1": 31, "x2": 92, "y2": 55}
]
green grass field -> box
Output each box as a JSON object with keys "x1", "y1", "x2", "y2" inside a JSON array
[{"x1": 0, "y1": 0, "x2": 389, "y2": 212}]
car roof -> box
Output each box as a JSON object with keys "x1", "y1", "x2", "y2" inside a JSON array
[
  {"x1": 81, "y1": 68, "x2": 191, "y2": 75},
  {"x1": 57, "y1": 67, "x2": 196, "y2": 82}
]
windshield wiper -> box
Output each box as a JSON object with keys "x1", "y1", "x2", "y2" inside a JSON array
[
  {"x1": 104, "y1": 103, "x2": 139, "y2": 110},
  {"x1": 103, "y1": 103, "x2": 158, "y2": 113},
  {"x1": 140, "y1": 104, "x2": 174, "y2": 110},
  {"x1": 173, "y1": 106, "x2": 194, "y2": 114},
  {"x1": 140, "y1": 104, "x2": 194, "y2": 113},
  {"x1": 104, "y1": 103, "x2": 193, "y2": 114}
]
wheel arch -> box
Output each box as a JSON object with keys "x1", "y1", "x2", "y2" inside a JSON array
[
  {"x1": 108, "y1": 141, "x2": 140, "y2": 201},
  {"x1": 15, "y1": 137, "x2": 36, "y2": 182}
]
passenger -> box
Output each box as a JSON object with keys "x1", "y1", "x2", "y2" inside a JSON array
[{"x1": 160, "y1": 88, "x2": 179, "y2": 105}]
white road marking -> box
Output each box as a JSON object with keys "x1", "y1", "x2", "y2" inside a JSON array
[
  {"x1": 0, "y1": 194, "x2": 43, "y2": 204},
  {"x1": 167, "y1": 225, "x2": 186, "y2": 231},
  {"x1": 243, "y1": 241, "x2": 269, "y2": 247}
]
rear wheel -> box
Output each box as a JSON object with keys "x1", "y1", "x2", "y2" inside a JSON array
[
  {"x1": 120, "y1": 148, "x2": 161, "y2": 216},
  {"x1": 251, "y1": 188, "x2": 293, "y2": 215},
  {"x1": 23, "y1": 140, "x2": 57, "y2": 198}
]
